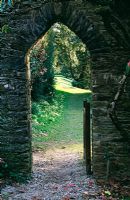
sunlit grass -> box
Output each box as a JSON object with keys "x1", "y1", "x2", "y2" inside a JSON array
[
  {"x1": 32, "y1": 142, "x2": 83, "y2": 154},
  {"x1": 55, "y1": 84, "x2": 91, "y2": 94},
  {"x1": 64, "y1": 143, "x2": 83, "y2": 153},
  {"x1": 54, "y1": 76, "x2": 91, "y2": 94},
  {"x1": 32, "y1": 76, "x2": 92, "y2": 151}
]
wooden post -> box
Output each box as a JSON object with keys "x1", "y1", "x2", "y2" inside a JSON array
[{"x1": 83, "y1": 100, "x2": 91, "y2": 174}]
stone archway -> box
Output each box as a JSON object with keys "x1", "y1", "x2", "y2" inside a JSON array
[{"x1": 0, "y1": 1, "x2": 130, "y2": 180}]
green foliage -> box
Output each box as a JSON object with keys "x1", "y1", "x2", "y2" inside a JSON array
[
  {"x1": 32, "y1": 90, "x2": 64, "y2": 142},
  {"x1": 72, "y1": 79, "x2": 85, "y2": 88},
  {"x1": 52, "y1": 23, "x2": 91, "y2": 89},
  {"x1": 30, "y1": 30, "x2": 55, "y2": 101},
  {"x1": 30, "y1": 22, "x2": 91, "y2": 101},
  {"x1": 1, "y1": 24, "x2": 11, "y2": 33}
]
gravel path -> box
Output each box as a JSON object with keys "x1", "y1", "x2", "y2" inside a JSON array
[{"x1": 1, "y1": 146, "x2": 102, "y2": 200}]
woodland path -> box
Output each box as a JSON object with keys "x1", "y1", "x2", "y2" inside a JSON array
[
  {"x1": 1, "y1": 148, "x2": 101, "y2": 200},
  {"x1": 1, "y1": 77, "x2": 102, "y2": 199}
]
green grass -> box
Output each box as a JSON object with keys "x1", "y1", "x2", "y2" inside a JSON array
[
  {"x1": 32, "y1": 76, "x2": 92, "y2": 150},
  {"x1": 54, "y1": 75, "x2": 91, "y2": 94},
  {"x1": 49, "y1": 92, "x2": 91, "y2": 143}
]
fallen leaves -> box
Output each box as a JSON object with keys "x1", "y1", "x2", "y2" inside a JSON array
[
  {"x1": 82, "y1": 191, "x2": 100, "y2": 199},
  {"x1": 88, "y1": 180, "x2": 94, "y2": 187},
  {"x1": 66, "y1": 183, "x2": 76, "y2": 188},
  {"x1": 1, "y1": 149, "x2": 130, "y2": 200},
  {"x1": 97, "y1": 178, "x2": 130, "y2": 199}
]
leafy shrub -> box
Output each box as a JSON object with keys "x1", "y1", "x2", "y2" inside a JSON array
[{"x1": 32, "y1": 91, "x2": 64, "y2": 138}]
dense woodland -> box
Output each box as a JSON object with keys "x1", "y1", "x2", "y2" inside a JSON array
[{"x1": 30, "y1": 23, "x2": 91, "y2": 101}]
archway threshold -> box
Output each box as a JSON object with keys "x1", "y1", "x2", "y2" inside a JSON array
[{"x1": 1, "y1": 146, "x2": 101, "y2": 199}]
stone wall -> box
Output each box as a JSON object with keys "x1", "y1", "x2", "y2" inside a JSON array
[{"x1": 0, "y1": 0, "x2": 130, "y2": 180}]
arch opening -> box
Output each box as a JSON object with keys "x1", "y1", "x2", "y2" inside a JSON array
[{"x1": 26, "y1": 22, "x2": 92, "y2": 159}]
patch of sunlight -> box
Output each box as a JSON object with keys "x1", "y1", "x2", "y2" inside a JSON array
[
  {"x1": 55, "y1": 84, "x2": 91, "y2": 94},
  {"x1": 46, "y1": 143, "x2": 83, "y2": 156},
  {"x1": 64, "y1": 143, "x2": 83, "y2": 153},
  {"x1": 54, "y1": 76, "x2": 91, "y2": 94}
]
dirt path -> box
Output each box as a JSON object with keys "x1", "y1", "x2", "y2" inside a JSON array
[{"x1": 1, "y1": 147, "x2": 101, "y2": 200}]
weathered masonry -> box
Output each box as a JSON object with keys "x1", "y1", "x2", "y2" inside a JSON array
[{"x1": 0, "y1": 0, "x2": 130, "y2": 180}]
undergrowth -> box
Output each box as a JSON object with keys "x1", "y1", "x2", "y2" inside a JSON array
[{"x1": 32, "y1": 90, "x2": 64, "y2": 143}]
